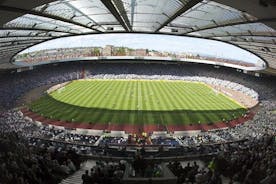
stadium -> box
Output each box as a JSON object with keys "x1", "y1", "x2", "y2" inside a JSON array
[{"x1": 0, "y1": 1, "x2": 275, "y2": 184}]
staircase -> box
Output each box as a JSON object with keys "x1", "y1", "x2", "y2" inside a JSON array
[{"x1": 59, "y1": 160, "x2": 96, "y2": 184}]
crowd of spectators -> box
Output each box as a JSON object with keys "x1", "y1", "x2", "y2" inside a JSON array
[
  {"x1": 131, "y1": 153, "x2": 163, "y2": 177},
  {"x1": 168, "y1": 161, "x2": 206, "y2": 183},
  {"x1": 151, "y1": 137, "x2": 180, "y2": 146},
  {"x1": 81, "y1": 161, "x2": 126, "y2": 184},
  {"x1": 55, "y1": 133, "x2": 100, "y2": 145},
  {"x1": 0, "y1": 131, "x2": 81, "y2": 184},
  {"x1": 0, "y1": 64, "x2": 82, "y2": 110},
  {"x1": 214, "y1": 135, "x2": 275, "y2": 184},
  {"x1": 2, "y1": 107, "x2": 274, "y2": 153},
  {"x1": 168, "y1": 135, "x2": 275, "y2": 184},
  {"x1": 0, "y1": 111, "x2": 100, "y2": 147},
  {"x1": 99, "y1": 136, "x2": 127, "y2": 146}
]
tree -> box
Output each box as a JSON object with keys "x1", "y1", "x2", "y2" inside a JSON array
[
  {"x1": 117, "y1": 47, "x2": 126, "y2": 56},
  {"x1": 93, "y1": 48, "x2": 101, "y2": 56}
]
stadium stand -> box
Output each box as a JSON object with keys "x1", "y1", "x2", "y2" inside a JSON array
[{"x1": 0, "y1": 62, "x2": 275, "y2": 183}]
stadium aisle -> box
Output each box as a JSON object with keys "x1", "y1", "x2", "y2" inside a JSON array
[{"x1": 59, "y1": 160, "x2": 96, "y2": 184}]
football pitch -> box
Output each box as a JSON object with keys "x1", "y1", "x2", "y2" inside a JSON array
[{"x1": 29, "y1": 79, "x2": 246, "y2": 125}]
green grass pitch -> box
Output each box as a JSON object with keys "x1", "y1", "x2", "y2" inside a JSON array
[{"x1": 29, "y1": 79, "x2": 246, "y2": 125}]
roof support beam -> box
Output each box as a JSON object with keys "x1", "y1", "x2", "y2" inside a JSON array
[
  {"x1": 237, "y1": 44, "x2": 276, "y2": 50},
  {"x1": 0, "y1": 42, "x2": 38, "y2": 50},
  {"x1": 155, "y1": 0, "x2": 202, "y2": 32},
  {"x1": 183, "y1": 18, "x2": 276, "y2": 35},
  {"x1": 0, "y1": 5, "x2": 102, "y2": 33},
  {"x1": 238, "y1": 45, "x2": 276, "y2": 53},
  {"x1": 0, "y1": 39, "x2": 47, "y2": 45},
  {"x1": 0, "y1": 50, "x2": 21, "y2": 55},
  {"x1": 0, "y1": 54, "x2": 16, "y2": 58},
  {"x1": 0, "y1": 35, "x2": 52, "y2": 39},
  {"x1": 100, "y1": 0, "x2": 132, "y2": 31},
  {"x1": 0, "y1": 51, "x2": 25, "y2": 57},
  {"x1": 64, "y1": 2, "x2": 106, "y2": 31},
  {"x1": 0, "y1": 48, "x2": 23, "y2": 53},
  {"x1": 229, "y1": 40, "x2": 276, "y2": 45},
  {"x1": 0, "y1": 27, "x2": 76, "y2": 35},
  {"x1": 0, "y1": 45, "x2": 34, "y2": 53},
  {"x1": 230, "y1": 41, "x2": 276, "y2": 48},
  {"x1": 211, "y1": 34, "x2": 276, "y2": 38},
  {"x1": 243, "y1": 48, "x2": 276, "y2": 56}
]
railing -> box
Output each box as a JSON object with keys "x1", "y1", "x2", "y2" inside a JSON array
[{"x1": 29, "y1": 136, "x2": 247, "y2": 161}]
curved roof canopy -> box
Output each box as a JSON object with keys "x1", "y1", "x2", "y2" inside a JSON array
[{"x1": 0, "y1": 0, "x2": 275, "y2": 73}]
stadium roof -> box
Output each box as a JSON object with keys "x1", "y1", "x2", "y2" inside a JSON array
[{"x1": 0, "y1": 0, "x2": 276, "y2": 74}]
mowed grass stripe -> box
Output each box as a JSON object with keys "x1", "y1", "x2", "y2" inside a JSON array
[
  {"x1": 144, "y1": 81, "x2": 155, "y2": 124},
  {"x1": 150, "y1": 81, "x2": 163, "y2": 124},
  {"x1": 171, "y1": 82, "x2": 195, "y2": 123},
  {"x1": 112, "y1": 81, "x2": 127, "y2": 124},
  {"x1": 54, "y1": 81, "x2": 90, "y2": 103},
  {"x1": 129, "y1": 80, "x2": 137, "y2": 124},
  {"x1": 156, "y1": 81, "x2": 174, "y2": 125},
  {"x1": 165, "y1": 82, "x2": 189, "y2": 124},
  {"x1": 98, "y1": 81, "x2": 114, "y2": 123},
  {"x1": 61, "y1": 82, "x2": 94, "y2": 107},
  {"x1": 85, "y1": 81, "x2": 111, "y2": 123},
  {"x1": 177, "y1": 83, "x2": 210, "y2": 123},
  {"x1": 204, "y1": 93, "x2": 232, "y2": 121},
  {"x1": 73, "y1": 82, "x2": 96, "y2": 107},
  {"x1": 124, "y1": 81, "x2": 133, "y2": 124},
  {"x1": 202, "y1": 86, "x2": 245, "y2": 121},
  {"x1": 192, "y1": 85, "x2": 227, "y2": 123},
  {"x1": 193, "y1": 86, "x2": 219, "y2": 123}
]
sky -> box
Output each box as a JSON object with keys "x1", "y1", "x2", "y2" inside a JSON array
[{"x1": 21, "y1": 33, "x2": 262, "y2": 63}]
